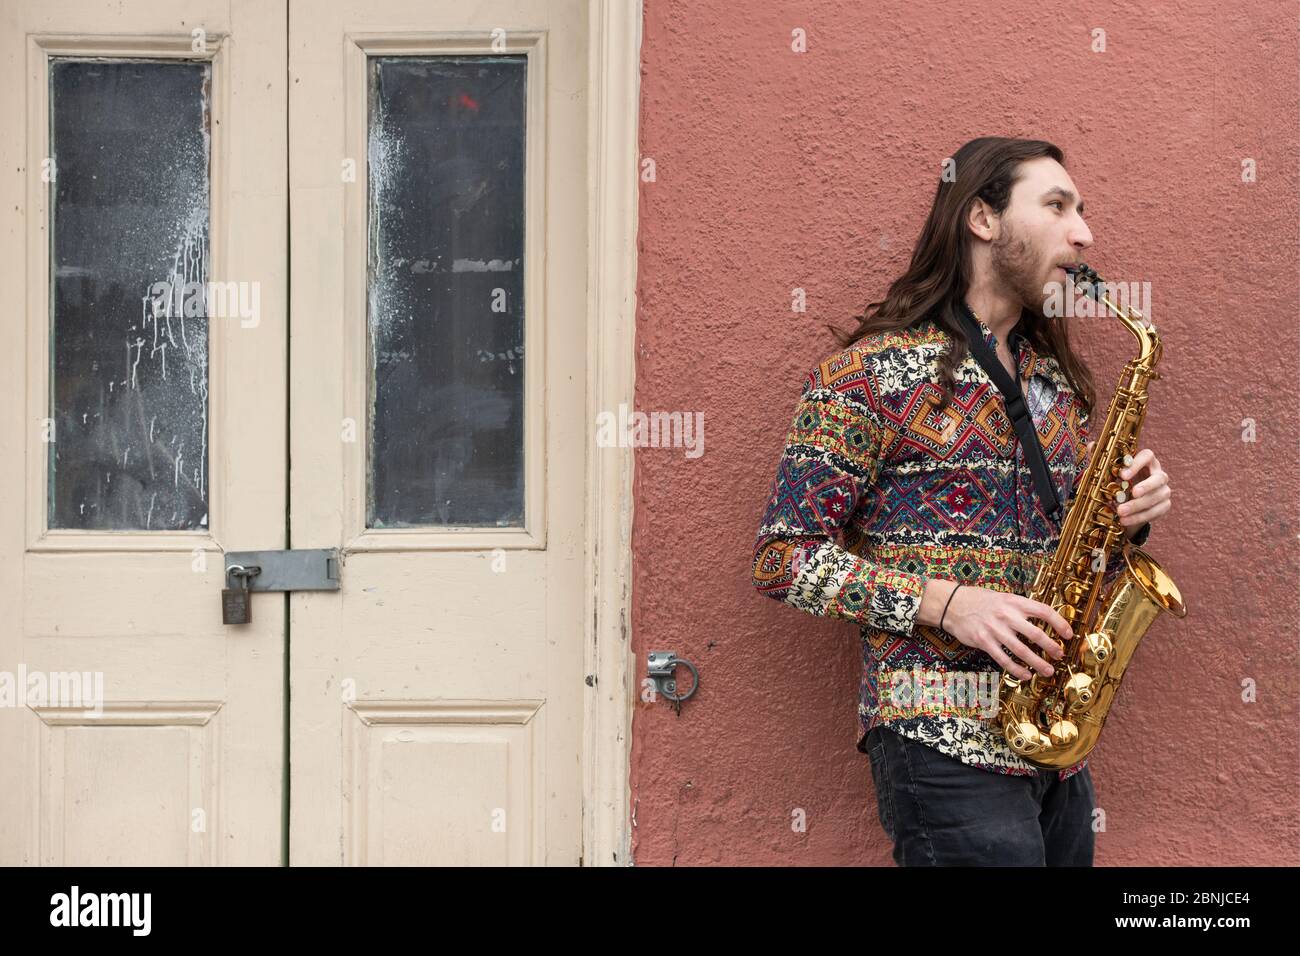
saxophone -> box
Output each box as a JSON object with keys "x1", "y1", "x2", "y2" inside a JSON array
[{"x1": 996, "y1": 263, "x2": 1187, "y2": 769}]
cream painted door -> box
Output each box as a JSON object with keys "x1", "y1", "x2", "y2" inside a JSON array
[
  {"x1": 0, "y1": 0, "x2": 590, "y2": 868},
  {"x1": 287, "y1": 0, "x2": 589, "y2": 864},
  {"x1": 0, "y1": 0, "x2": 287, "y2": 864}
]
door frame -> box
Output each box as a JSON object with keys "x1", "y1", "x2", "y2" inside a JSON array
[{"x1": 582, "y1": 0, "x2": 639, "y2": 867}]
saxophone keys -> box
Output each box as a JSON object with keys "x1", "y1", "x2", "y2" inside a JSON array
[
  {"x1": 1048, "y1": 718, "x2": 1079, "y2": 749},
  {"x1": 1007, "y1": 721, "x2": 1047, "y2": 755},
  {"x1": 1063, "y1": 672, "x2": 1095, "y2": 710},
  {"x1": 1082, "y1": 632, "x2": 1113, "y2": 667},
  {"x1": 1115, "y1": 490, "x2": 1127, "y2": 503}
]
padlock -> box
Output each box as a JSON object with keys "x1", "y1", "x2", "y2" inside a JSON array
[{"x1": 222, "y1": 564, "x2": 258, "y2": 625}]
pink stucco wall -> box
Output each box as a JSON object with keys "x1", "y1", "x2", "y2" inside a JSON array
[{"x1": 628, "y1": 0, "x2": 1299, "y2": 865}]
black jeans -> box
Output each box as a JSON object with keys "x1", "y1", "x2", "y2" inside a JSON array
[{"x1": 865, "y1": 724, "x2": 1096, "y2": 866}]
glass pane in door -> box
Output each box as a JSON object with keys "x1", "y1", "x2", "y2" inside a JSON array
[
  {"x1": 48, "y1": 58, "x2": 211, "y2": 530},
  {"x1": 366, "y1": 55, "x2": 526, "y2": 529}
]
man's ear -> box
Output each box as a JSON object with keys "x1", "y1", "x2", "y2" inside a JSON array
[{"x1": 966, "y1": 197, "x2": 997, "y2": 242}]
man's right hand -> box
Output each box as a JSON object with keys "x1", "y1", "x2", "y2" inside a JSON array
[{"x1": 924, "y1": 582, "x2": 1071, "y2": 681}]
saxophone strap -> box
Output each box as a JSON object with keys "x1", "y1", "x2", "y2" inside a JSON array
[{"x1": 955, "y1": 302, "x2": 1064, "y2": 522}]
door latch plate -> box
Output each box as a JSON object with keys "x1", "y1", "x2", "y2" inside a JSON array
[{"x1": 222, "y1": 549, "x2": 340, "y2": 591}]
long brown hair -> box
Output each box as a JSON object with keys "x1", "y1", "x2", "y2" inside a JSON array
[{"x1": 830, "y1": 136, "x2": 1096, "y2": 418}]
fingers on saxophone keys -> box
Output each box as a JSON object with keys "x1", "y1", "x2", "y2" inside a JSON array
[
  {"x1": 1027, "y1": 624, "x2": 1065, "y2": 661},
  {"x1": 1025, "y1": 598, "x2": 1073, "y2": 644},
  {"x1": 1004, "y1": 641, "x2": 1050, "y2": 680},
  {"x1": 1034, "y1": 606, "x2": 1066, "y2": 642}
]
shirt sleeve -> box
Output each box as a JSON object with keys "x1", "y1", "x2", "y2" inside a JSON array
[{"x1": 751, "y1": 358, "x2": 927, "y2": 637}]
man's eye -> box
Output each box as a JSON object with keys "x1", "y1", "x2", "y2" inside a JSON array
[{"x1": 1049, "y1": 201, "x2": 1064, "y2": 210}]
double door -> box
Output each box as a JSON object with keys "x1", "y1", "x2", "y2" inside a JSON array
[{"x1": 0, "y1": 0, "x2": 590, "y2": 865}]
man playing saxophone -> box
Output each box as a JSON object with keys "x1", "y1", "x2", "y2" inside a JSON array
[{"x1": 751, "y1": 136, "x2": 1174, "y2": 866}]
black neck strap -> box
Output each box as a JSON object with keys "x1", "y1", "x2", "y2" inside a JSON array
[{"x1": 954, "y1": 303, "x2": 1063, "y2": 522}]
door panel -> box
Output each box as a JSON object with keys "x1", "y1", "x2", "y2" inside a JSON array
[
  {"x1": 0, "y1": 0, "x2": 287, "y2": 864},
  {"x1": 288, "y1": 0, "x2": 588, "y2": 865}
]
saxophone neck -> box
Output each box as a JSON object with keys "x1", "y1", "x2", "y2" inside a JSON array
[
  {"x1": 1116, "y1": 302, "x2": 1159, "y2": 367},
  {"x1": 1072, "y1": 264, "x2": 1161, "y2": 370}
]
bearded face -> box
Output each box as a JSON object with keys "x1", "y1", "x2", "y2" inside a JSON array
[
  {"x1": 990, "y1": 217, "x2": 1059, "y2": 317},
  {"x1": 984, "y1": 157, "x2": 1093, "y2": 318}
]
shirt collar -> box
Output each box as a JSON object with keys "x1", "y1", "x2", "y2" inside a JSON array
[{"x1": 964, "y1": 304, "x2": 1071, "y2": 391}]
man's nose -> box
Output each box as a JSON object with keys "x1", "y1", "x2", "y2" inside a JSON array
[{"x1": 1070, "y1": 216, "x2": 1094, "y2": 250}]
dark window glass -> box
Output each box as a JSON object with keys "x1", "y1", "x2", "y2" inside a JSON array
[
  {"x1": 367, "y1": 55, "x2": 526, "y2": 529},
  {"x1": 48, "y1": 59, "x2": 211, "y2": 530}
]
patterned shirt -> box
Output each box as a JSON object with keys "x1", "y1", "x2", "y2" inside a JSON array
[{"x1": 752, "y1": 310, "x2": 1149, "y2": 780}]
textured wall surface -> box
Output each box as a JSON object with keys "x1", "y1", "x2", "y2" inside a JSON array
[{"x1": 628, "y1": 0, "x2": 1299, "y2": 865}]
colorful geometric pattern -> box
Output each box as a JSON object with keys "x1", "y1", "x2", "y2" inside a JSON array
[{"x1": 752, "y1": 314, "x2": 1136, "y2": 781}]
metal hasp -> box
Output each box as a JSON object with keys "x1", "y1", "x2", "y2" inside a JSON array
[{"x1": 222, "y1": 549, "x2": 341, "y2": 592}]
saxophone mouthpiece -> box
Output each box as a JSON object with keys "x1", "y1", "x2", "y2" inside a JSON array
[{"x1": 1067, "y1": 263, "x2": 1102, "y2": 299}]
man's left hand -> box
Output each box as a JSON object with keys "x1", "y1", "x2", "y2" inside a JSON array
[{"x1": 1117, "y1": 448, "x2": 1171, "y2": 536}]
